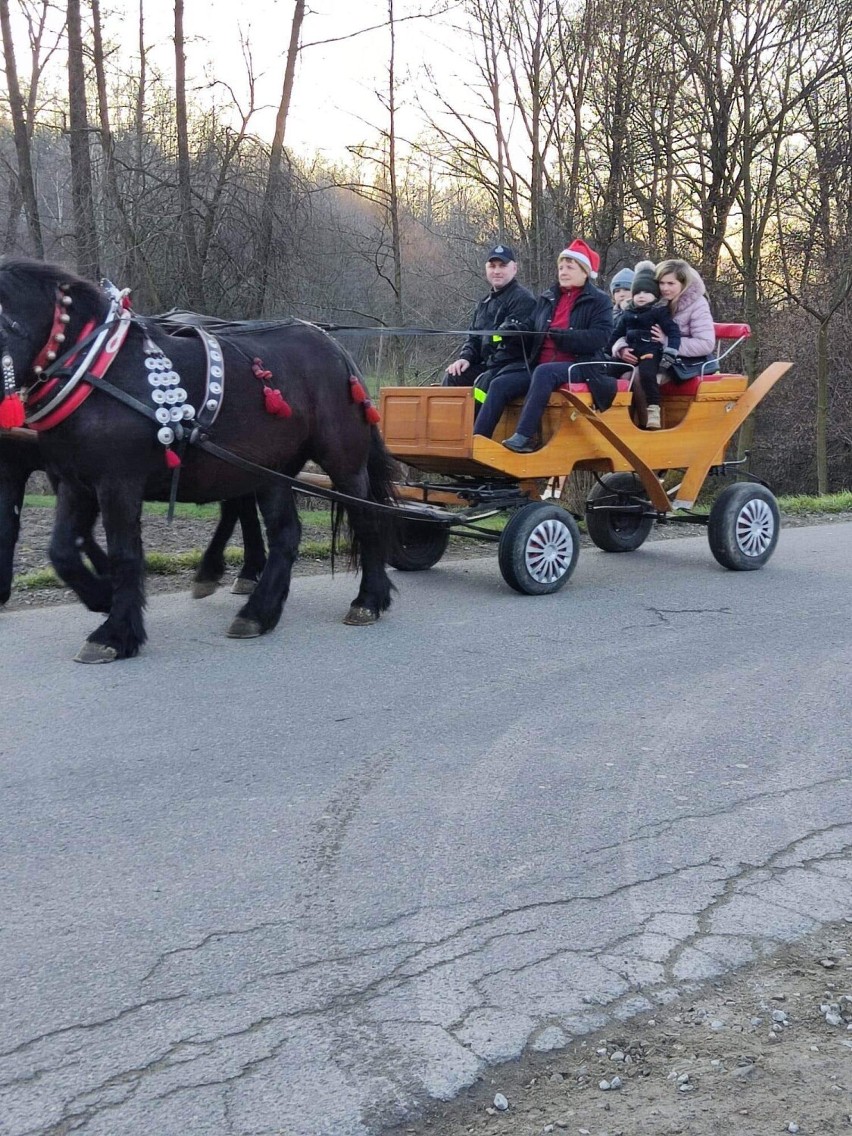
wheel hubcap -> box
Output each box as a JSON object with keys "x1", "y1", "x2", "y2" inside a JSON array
[
  {"x1": 525, "y1": 518, "x2": 574, "y2": 583},
  {"x1": 735, "y1": 498, "x2": 775, "y2": 556}
]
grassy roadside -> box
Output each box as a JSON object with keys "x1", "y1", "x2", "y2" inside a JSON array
[
  {"x1": 24, "y1": 490, "x2": 852, "y2": 518},
  {"x1": 23, "y1": 494, "x2": 332, "y2": 524},
  {"x1": 777, "y1": 489, "x2": 852, "y2": 514},
  {"x1": 13, "y1": 489, "x2": 851, "y2": 591}
]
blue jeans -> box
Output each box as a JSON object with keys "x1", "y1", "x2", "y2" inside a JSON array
[{"x1": 473, "y1": 362, "x2": 574, "y2": 439}]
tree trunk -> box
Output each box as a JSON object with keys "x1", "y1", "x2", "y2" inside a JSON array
[
  {"x1": 90, "y1": 0, "x2": 126, "y2": 270},
  {"x1": 816, "y1": 317, "x2": 829, "y2": 494},
  {"x1": 386, "y1": 0, "x2": 404, "y2": 381},
  {"x1": 66, "y1": 0, "x2": 100, "y2": 276},
  {"x1": 135, "y1": 0, "x2": 146, "y2": 172},
  {"x1": 0, "y1": 0, "x2": 43, "y2": 255},
  {"x1": 252, "y1": 0, "x2": 305, "y2": 317},
  {"x1": 174, "y1": 0, "x2": 203, "y2": 306}
]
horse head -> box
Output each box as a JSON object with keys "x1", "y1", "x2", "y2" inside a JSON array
[{"x1": 0, "y1": 259, "x2": 108, "y2": 413}]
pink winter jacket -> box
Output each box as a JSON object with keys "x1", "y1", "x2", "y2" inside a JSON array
[{"x1": 611, "y1": 273, "x2": 716, "y2": 360}]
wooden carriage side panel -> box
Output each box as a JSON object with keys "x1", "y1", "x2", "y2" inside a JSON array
[
  {"x1": 379, "y1": 386, "x2": 495, "y2": 475},
  {"x1": 379, "y1": 387, "x2": 474, "y2": 462}
]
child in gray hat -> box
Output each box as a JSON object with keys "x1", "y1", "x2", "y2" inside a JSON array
[{"x1": 609, "y1": 267, "x2": 634, "y2": 316}]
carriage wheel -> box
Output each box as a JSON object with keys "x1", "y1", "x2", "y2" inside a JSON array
[
  {"x1": 498, "y1": 503, "x2": 580, "y2": 595},
  {"x1": 388, "y1": 516, "x2": 450, "y2": 571},
  {"x1": 707, "y1": 483, "x2": 780, "y2": 571},
  {"x1": 585, "y1": 472, "x2": 656, "y2": 553}
]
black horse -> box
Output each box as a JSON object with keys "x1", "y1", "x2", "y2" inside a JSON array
[
  {"x1": 0, "y1": 430, "x2": 267, "y2": 605},
  {"x1": 0, "y1": 259, "x2": 396, "y2": 661}
]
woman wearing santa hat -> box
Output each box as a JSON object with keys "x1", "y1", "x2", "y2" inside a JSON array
[{"x1": 473, "y1": 239, "x2": 615, "y2": 452}]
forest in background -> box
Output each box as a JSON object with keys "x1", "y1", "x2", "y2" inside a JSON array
[{"x1": 1, "y1": 0, "x2": 851, "y2": 492}]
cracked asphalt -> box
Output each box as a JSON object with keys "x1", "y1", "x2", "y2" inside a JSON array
[{"x1": 1, "y1": 522, "x2": 850, "y2": 1136}]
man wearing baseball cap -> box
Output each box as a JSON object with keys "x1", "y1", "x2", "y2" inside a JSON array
[{"x1": 443, "y1": 244, "x2": 536, "y2": 390}]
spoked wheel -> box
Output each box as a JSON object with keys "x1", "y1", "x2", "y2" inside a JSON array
[
  {"x1": 388, "y1": 516, "x2": 451, "y2": 571},
  {"x1": 585, "y1": 472, "x2": 656, "y2": 552},
  {"x1": 498, "y1": 503, "x2": 580, "y2": 595},
  {"x1": 708, "y1": 483, "x2": 780, "y2": 570}
]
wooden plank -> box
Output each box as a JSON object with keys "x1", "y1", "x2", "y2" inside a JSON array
[{"x1": 296, "y1": 470, "x2": 473, "y2": 507}]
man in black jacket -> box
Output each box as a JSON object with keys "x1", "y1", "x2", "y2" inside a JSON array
[{"x1": 443, "y1": 245, "x2": 536, "y2": 389}]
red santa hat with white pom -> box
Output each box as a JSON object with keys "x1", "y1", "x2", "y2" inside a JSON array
[{"x1": 558, "y1": 238, "x2": 600, "y2": 278}]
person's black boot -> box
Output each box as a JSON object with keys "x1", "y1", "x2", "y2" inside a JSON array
[{"x1": 501, "y1": 432, "x2": 537, "y2": 453}]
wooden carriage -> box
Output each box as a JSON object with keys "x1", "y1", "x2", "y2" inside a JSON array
[{"x1": 378, "y1": 324, "x2": 792, "y2": 594}]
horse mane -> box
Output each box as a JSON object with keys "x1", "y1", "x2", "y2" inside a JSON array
[
  {"x1": 151, "y1": 309, "x2": 309, "y2": 337},
  {"x1": 0, "y1": 257, "x2": 106, "y2": 321}
]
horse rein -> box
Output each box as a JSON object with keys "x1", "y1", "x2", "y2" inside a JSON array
[{"x1": 83, "y1": 367, "x2": 446, "y2": 522}]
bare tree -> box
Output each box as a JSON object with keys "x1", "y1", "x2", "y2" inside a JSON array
[
  {"x1": 66, "y1": 0, "x2": 99, "y2": 275},
  {"x1": 251, "y1": 0, "x2": 305, "y2": 316},
  {"x1": 0, "y1": 0, "x2": 43, "y2": 253},
  {"x1": 174, "y1": 0, "x2": 203, "y2": 305}
]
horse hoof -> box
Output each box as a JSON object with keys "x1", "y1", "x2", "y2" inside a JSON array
[
  {"x1": 74, "y1": 642, "x2": 118, "y2": 664},
  {"x1": 343, "y1": 605, "x2": 378, "y2": 626},
  {"x1": 191, "y1": 579, "x2": 219, "y2": 599},
  {"x1": 230, "y1": 578, "x2": 257, "y2": 595},
  {"x1": 226, "y1": 615, "x2": 263, "y2": 639}
]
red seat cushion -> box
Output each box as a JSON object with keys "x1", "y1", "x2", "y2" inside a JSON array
[
  {"x1": 558, "y1": 378, "x2": 632, "y2": 394},
  {"x1": 713, "y1": 322, "x2": 750, "y2": 340},
  {"x1": 660, "y1": 373, "x2": 728, "y2": 397}
]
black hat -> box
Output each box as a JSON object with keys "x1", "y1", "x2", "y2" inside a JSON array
[
  {"x1": 632, "y1": 261, "x2": 660, "y2": 299},
  {"x1": 486, "y1": 244, "x2": 516, "y2": 264}
]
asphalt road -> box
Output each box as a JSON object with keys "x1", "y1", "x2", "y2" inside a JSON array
[{"x1": 1, "y1": 522, "x2": 851, "y2": 1136}]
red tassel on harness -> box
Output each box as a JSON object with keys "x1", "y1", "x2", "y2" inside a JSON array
[
  {"x1": 164, "y1": 447, "x2": 182, "y2": 469},
  {"x1": 0, "y1": 393, "x2": 25, "y2": 429},
  {"x1": 263, "y1": 386, "x2": 292, "y2": 418},
  {"x1": 349, "y1": 376, "x2": 368, "y2": 403},
  {"x1": 349, "y1": 375, "x2": 379, "y2": 424},
  {"x1": 251, "y1": 356, "x2": 291, "y2": 418}
]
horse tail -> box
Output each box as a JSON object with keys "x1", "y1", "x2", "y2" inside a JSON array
[
  {"x1": 366, "y1": 423, "x2": 399, "y2": 507},
  {"x1": 331, "y1": 424, "x2": 401, "y2": 572},
  {"x1": 330, "y1": 345, "x2": 400, "y2": 573}
]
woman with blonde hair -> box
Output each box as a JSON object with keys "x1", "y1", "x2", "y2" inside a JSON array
[
  {"x1": 612, "y1": 257, "x2": 716, "y2": 425},
  {"x1": 654, "y1": 258, "x2": 715, "y2": 359}
]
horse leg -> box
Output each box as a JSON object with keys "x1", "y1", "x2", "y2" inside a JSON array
[
  {"x1": 49, "y1": 482, "x2": 113, "y2": 614},
  {"x1": 73, "y1": 479, "x2": 147, "y2": 663},
  {"x1": 233, "y1": 494, "x2": 266, "y2": 594},
  {"x1": 227, "y1": 486, "x2": 300, "y2": 639},
  {"x1": 334, "y1": 469, "x2": 394, "y2": 626},
  {"x1": 80, "y1": 532, "x2": 110, "y2": 579},
  {"x1": 192, "y1": 498, "x2": 239, "y2": 599},
  {"x1": 0, "y1": 459, "x2": 30, "y2": 605},
  {"x1": 192, "y1": 496, "x2": 266, "y2": 599}
]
